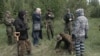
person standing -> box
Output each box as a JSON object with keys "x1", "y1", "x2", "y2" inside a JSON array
[
  {"x1": 32, "y1": 8, "x2": 42, "y2": 46},
  {"x1": 72, "y1": 8, "x2": 89, "y2": 56},
  {"x1": 4, "y1": 11, "x2": 14, "y2": 45},
  {"x1": 63, "y1": 8, "x2": 74, "y2": 35},
  {"x1": 45, "y1": 9, "x2": 55, "y2": 40},
  {"x1": 14, "y1": 10, "x2": 31, "y2": 56}
]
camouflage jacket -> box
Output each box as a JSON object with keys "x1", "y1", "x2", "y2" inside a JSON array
[
  {"x1": 72, "y1": 16, "x2": 89, "y2": 37},
  {"x1": 4, "y1": 17, "x2": 14, "y2": 27}
]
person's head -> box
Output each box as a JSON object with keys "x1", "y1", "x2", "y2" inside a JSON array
[
  {"x1": 76, "y1": 8, "x2": 84, "y2": 16},
  {"x1": 47, "y1": 8, "x2": 52, "y2": 12},
  {"x1": 56, "y1": 34, "x2": 62, "y2": 41},
  {"x1": 25, "y1": 11, "x2": 28, "y2": 14},
  {"x1": 67, "y1": 8, "x2": 70, "y2": 13},
  {"x1": 35, "y1": 8, "x2": 41, "y2": 14},
  {"x1": 5, "y1": 11, "x2": 11, "y2": 18},
  {"x1": 25, "y1": 10, "x2": 28, "y2": 17},
  {"x1": 18, "y1": 10, "x2": 26, "y2": 20}
]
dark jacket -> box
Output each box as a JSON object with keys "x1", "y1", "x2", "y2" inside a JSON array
[
  {"x1": 32, "y1": 13, "x2": 42, "y2": 31},
  {"x1": 64, "y1": 13, "x2": 73, "y2": 24},
  {"x1": 32, "y1": 13, "x2": 41, "y2": 23},
  {"x1": 14, "y1": 11, "x2": 28, "y2": 40}
]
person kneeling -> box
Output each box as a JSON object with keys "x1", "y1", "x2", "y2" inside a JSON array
[{"x1": 55, "y1": 33, "x2": 73, "y2": 54}]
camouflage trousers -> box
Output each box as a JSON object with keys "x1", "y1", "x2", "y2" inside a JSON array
[
  {"x1": 64, "y1": 22, "x2": 72, "y2": 35},
  {"x1": 18, "y1": 39, "x2": 31, "y2": 56},
  {"x1": 6, "y1": 27, "x2": 14, "y2": 45},
  {"x1": 46, "y1": 21, "x2": 54, "y2": 40}
]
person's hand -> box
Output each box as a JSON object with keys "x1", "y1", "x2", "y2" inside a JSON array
[
  {"x1": 48, "y1": 14, "x2": 51, "y2": 17},
  {"x1": 69, "y1": 18, "x2": 72, "y2": 21},
  {"x1": 72, "y1": 34, "x2": 76, "y2": 40},
  {"x1": 85, "y1": 34, "x2": 88, "y2": 39}
]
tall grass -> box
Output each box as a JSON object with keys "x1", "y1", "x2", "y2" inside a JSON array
[{"x1": 0, "y1": 18, "x2": 100, "y2": 56}]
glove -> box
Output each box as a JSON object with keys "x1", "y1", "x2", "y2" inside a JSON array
[
  {"x1": 72, "y1": 34, "x2": 76, "y2": 40},
  {"x1": 85, "y1": 34, "x2": 88, "y2": 39}
]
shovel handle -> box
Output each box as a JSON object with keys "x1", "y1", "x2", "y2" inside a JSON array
[{"x1": 14, "y1": 32, "x2": 20, "y2": 41}]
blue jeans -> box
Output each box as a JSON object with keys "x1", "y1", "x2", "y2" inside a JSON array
[{"x1": 32, "y1": 31, "x2": 40, "y2": 45}]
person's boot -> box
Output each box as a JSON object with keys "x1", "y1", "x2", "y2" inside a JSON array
[
  {"x1": 51, "y1": 33, "x2": 54, "y2": 39},
  {"x1": 50, "y1": 28, "x2": 54, "y2": 39},
  {"x1": 27, "y1": 50, "x2": 31, "y2": 55},
  {"x1": 81, "y1": 54, "x2": 84, "y2": 56}
]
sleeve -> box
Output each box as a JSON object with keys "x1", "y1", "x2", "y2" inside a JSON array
[
  {"x1": 71, "y1": 14, "x2": 74, "y2": 21},
  {"x1": 14, "y1": 20, "x2": 26, "y2": 32},
  {"x1": 50, "y1": 13, "x2": 55, "y2": 20},
  {"x1": 32, "y1": 14, "x2": 40, "y2": 22},
  {"x1": 45, "y1": 14, "x2": 48, "y2": 20},
  {"x1": 63, "y1": 14, "x2": 66, "y2": 21},
  {"x1": 36, "y1": 14, "x2": 41, "y2": 21},
  {"x1": 72, "y1": 18, "x2": 80, "y2": 37},
  {"x1": 4, "y1": 18, "x2": 11, "y2": 26},
  {"x1": 85, "y1": 19, "x2": 89, "y2": 34},
  {"x1": 32, "y1": 14, "x2": 35, "y2": 22}
]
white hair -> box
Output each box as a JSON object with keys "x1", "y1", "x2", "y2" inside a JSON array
[{"x1": 35, "y1": 8, "x2": 41, "y2": 14}]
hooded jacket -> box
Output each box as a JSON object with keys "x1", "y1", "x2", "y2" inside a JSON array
[
  {"x1": 72, "y1": 9, "x2": 89, "y2": 39},
  {"x1": 14, "y1": 11, "x2": 28, "y2": 40}
]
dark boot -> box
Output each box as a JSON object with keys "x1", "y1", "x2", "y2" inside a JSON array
[
  {"x1": 27, "y1": 50, "x2": 31, "y2": 55},
  {"x1": 81, "y1": 54, "x2": 84, "y2": 56},
  {"x1": 47, "y1": 29, "x2": 50, "y2": 40},
  {"x1": 51, "y1": 29, "x2": 54, "y2": 38}
]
